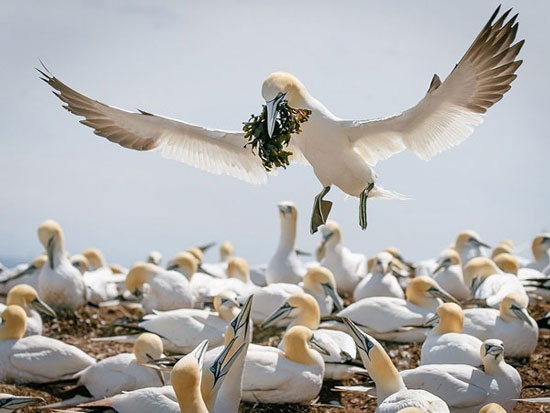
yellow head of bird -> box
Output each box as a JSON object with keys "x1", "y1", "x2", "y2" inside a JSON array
[
  {"x1": 82, "y1": 248, "x2": 106, "y2": 270},
  {"x1": 37, "y1": 219, "x2": 64, "y2": 250},
  {"x1": 187, "y1": 247, "x2": 203, "y2": 263},
  {"x1": 0, "y1": 305, "x2": 27, "y2": 340},
  {"x1": 455, "y1": 230, "x2": 489, "y2": 251},
  {"x1": 125, "y1": 262, "x2": 158, "y2": 294},
  {"x1": 532, "y1": 233, "x2": 550, "y2": 260},
  {"x1": 479, "y1": 403, "x2": 507, "y2": 413},
  {"x1": 262, "y1": 72, "x2": 308, "y2": 109},
  {"x1": 434, "y1": 302, "x2": 464, "y2": 334},
  {"x1": 213, "y1": 290, "x2": 240, "y2": 322},
  {"x1": 166, "y1": 252, "x2": 198, "y2": 279},
  {"x1": 226, "y1": 257, "x2": 249, "y2": 283},
  {"x1": 493, "y1": 253, "x2": 519, "y2": 275},
  {"x1": 405, "y1": 276, "x2": 458, "y2": 307},
  {"x1": 134, "y1": 333, "x2": 164, "y2": 364},
  {"x1": 463, "y1": 257, "x2": 500, "y2": 289},
  {"x1": 219, "y1": 241, "x2": 234, "y2": 262},
  {"x1": 70, "y1": 254, "x2": 89, "y2": 275}
]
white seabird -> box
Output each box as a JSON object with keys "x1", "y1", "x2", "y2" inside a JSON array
[{"x1": 40, "y1": 6, "x2": 523, "y2": 232}]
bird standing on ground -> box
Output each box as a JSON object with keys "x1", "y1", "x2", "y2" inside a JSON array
[{"x1": 39, "y1": 6, "x2": 523, "y2": 232}]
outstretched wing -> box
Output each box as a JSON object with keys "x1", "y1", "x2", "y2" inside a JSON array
[
  {"x1": 345, "y1": 6, "x2": 523, "y2": 166},
  {"x1": 39, "y1": 69, "x2": 280, "y2": 184}
]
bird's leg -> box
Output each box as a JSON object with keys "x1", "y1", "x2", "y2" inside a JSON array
[
  {"x1": 310, "y1": 186, "x2": 332, "y2": 234},
  {"x1": 359, "y1": 182, "x2": 375, "y2": 230}
]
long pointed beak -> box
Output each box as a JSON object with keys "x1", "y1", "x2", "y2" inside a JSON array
[
  {"x1": 260, "y1": 302, "x2": 293, "y2": 328},
  {"x1": 342, "y1": 317, "x2": 370, "y2": 356},
  {"x1": 230, "y1": 294, "x2": 253, "y2": 339},
  {"x1": 471, "y1": 276, "x2": 482, "y2": 294},
  {"x1": 198, "y1": 264, "x2": 223, "y2": 279},
  {"x1": 209, "y1": 335, "x2": 247, "y2": 388},
  {"x1": 198, "y1": 241, "x2": 216, "y2": 252},
  {"x1": 512, "y1": 306, "x2": 531, "y2": 324},
  {"x1": 309, "y1": 333, "x2": 331, "y2": 356},
  {"x1": 477, "y1": 240, "x2": 491, "y2": 249},
  {"x1": 47, "y1": 237, "x2": 55, "y2": 270},
  {"x1": 2, "y1": 396, "x2": 44, "y2": 410},
  {"x1": 192, "y1": 339, "x2": 209, "y2": 369},
  {"x1": 322, "y1": 283, "x2": 343, "y2": 311},
  {"x1": 432, "y1": 261, "x2": 446, "y2": 275},
  {"x1": 32, "y1": 297, "x2": 57, "y2": 318},
  {"x1": 423, "y1": 313, "x2": 439, "y2": 327},
  {"x1": 2, "y1": 265, "x2": 36, "y2": 283},
  {"x1": 428, "y1": 286, "x2": 460, "y2": 305},
  {"x1": 265, "y1": 92, "x2": 286, "y2": 138}
]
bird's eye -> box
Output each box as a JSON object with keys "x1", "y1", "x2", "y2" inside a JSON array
[{"x1": 366, "y1": 340, "x2": 374, "y2": 351}]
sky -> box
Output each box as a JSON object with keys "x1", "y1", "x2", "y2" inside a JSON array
[{"x1": 1, "y1": 1, "x2": 548, "y2": 268}]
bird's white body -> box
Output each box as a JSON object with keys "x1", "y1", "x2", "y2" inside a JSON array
[
  {"x1": 108, "y1": 386, "x2": 178, "y2": 413},
  {"x1": 413, "y1": 259, "x2": 437, "y2": 278},
  {"x1": 353, "y1": 271, "x2": 404, "y2": 301},
  {"x1": 74, "y1": 353, "x2": 166, "y2": 399},
  {"x1": 240, "y1": 345, "x2": 324, "y2": 404},
  {"x1": 320, "y1": 227, "x2": 366, "y2": 296},
  {"x1": 0, "y1": 335, "x2": 95, "y2": 383},
  {"x1": 335, "y1": 297, "x2": 437, "y2": 342},
  {"x1": 432, "y1": 265, "x2": 471, "y2": 301},
  {"x1": 0, "y1": 265, "x2": 39, "y2": 295},
  {"x1": 474, "y1": 273, "x2": 528, "y2": 308},
  {"x1": 401, "y1": 360, "x2": 521, "y2": 413},
  {"x1": 140, "y1": 269, "x2": 194, "y2": 313},
  {"x1": 265, "y1": 202, "x2": 306, "y2": 285},
  {"x1": 191, "y1": 274, "x2": 253, "y2": 300},
  {"x1": 376, "y1": 388, "x2": 450, "y2": 413},
  {"x1": 83, "y1": 267, "x2": 119, "y2": 305},
  {"x1": 39, "y1": 256, "x2": 87, "y2": 310},
  {"x1": 420, "y1": 331, "x2": 482, "y2": 367},
  {"x1": 249, "y1": 283, "x2": 303, "y2": 325},
  {"x1": 463, "y1": 308, "x2": 538, "y2": 358},
  {"x1": 99, "y1": 309, "x2": 230, "y2": 354}
]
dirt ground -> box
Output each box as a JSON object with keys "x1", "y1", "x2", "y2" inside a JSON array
[{"x1": 2, "y1": 301, "x2": 550, "y2": 412}]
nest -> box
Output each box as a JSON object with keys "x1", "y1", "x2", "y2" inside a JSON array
[{"x1": 243, "y1": 100, "x2": 311, "y2": 171}]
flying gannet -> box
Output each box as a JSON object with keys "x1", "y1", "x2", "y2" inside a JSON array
[{"x1": 39, "y1": 6, "x2": 523, "y2": 232}]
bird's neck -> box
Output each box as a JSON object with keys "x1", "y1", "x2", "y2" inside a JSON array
[
  {"x1": 483, "y1": 358, "x2": 507, "y2": 376},
  {"x1": 289, "y1": 309, "x2": 320, "y2": 331},
  {"x1": 284, "y1": 341, "x2": 319, "y2": 366},
  {"x1": 534, "y1": 249, "x2": 550, "y2": 266},
  {"x1": 370, "y1": 348, "x2": 406, "y2": 402},
  {"x1": 176, "y1": 384, "x2": 208, "y2": 413},
  {"x1": 277, "y1": 218, "x2": 297, "y2": 252}
]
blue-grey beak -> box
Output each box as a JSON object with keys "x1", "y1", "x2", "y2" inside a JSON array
[{"x1": 266, "y1": 92, "x2": 287, "y2": 138}]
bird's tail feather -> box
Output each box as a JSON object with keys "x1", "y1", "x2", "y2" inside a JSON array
[{"x1": 370, "y1": 185, "x2": 412, "y2": 200}]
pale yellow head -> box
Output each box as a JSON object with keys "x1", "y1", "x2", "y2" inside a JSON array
[
  {"x1": 133, "y1": 332, "x2": 164, "y2": 364},
  {"x1": 320, "y1": 221, "x2": 342, "y2": 247},
  {"x1": 499, "y1": 293, "x2": 530, "y2": 323},
  {"x1": 109, "y1": 264, "x2": 126, "y2": 274},
  {"x1": 147, "y1": 251, "x2": 162, "y2": 266},
  {"x1": 125, "y1": 262, "x2": 159, "y2": 294},
  {"x1": 219, "y1": 241, "x2": 234, "y2": 262},
  {"x1": 166, "y1": 252, "x2": 198, "y2": 279},
  {"x1": 30, "y1": 255, "x2": 47, "y2": 271},
  {"x1": 262, "y1": 72, "x2": 308, "y2": 108},
  {"x1": 405, "y1": 277, "x2": 457, "y2": 307},
  {"x1": 532, "y1": 234, "x2": 550, "y2": 261},
  {"x1": 372, "y1": 252, "x2": 394, "y2": 274},
  {"x1": 480, "y1": 339, "x2": 505, "y2": 373},
  {"x1": 493, "y1": 253, "x2": 519, "y2": 275},
  {"x1": 0, "y1": 305, "x2": 27, "y2": 340},
  {"x1": 187, "y1": 247, "x2": 203, "y2": 263},
  {"x1": 7, "y1": 284, "x2": 39, "y2": 309},
  {"x1": 479, "y1": 403, "x2": 507, "y2": 413},
  {"x1": 37, "y1": 220, "x2": 65, "y2": 266},
  {"x1": 438, "y1": 248, "x2": 461, "y2": 266},
  {"x1": 70, "y1": 254, "x2": 89, "y2": 275},
  {"x1": 491, "y1": 242, "x2": 514, "y2": 259},
  {"x1": 303, "y1": 267, "x2": 336, "y2": 292},
  {"x1": 282, "y1": 325, "x2": 323, "y2": 366},
  {"x1": 213, "y1": 290, "x2": 240, "y2": 322},
  {"x1": 463, "y1": 257, "x2": 501, "y2": 288},
  {"x1": 434, "y1": 303, "x2": 464, "y2": 334},
  {"x1": 287, "y1": 293, "x2": 320, "y2": 330},
  {"x1": 226, "y1": 257, "x2": 249, "y2": 283},
  {"x1": 455, "y1": 230, "x2": 482, "y2": 250},
  {"x1": 82, "y1": 248, "x2": 106, "y2": 269}
]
